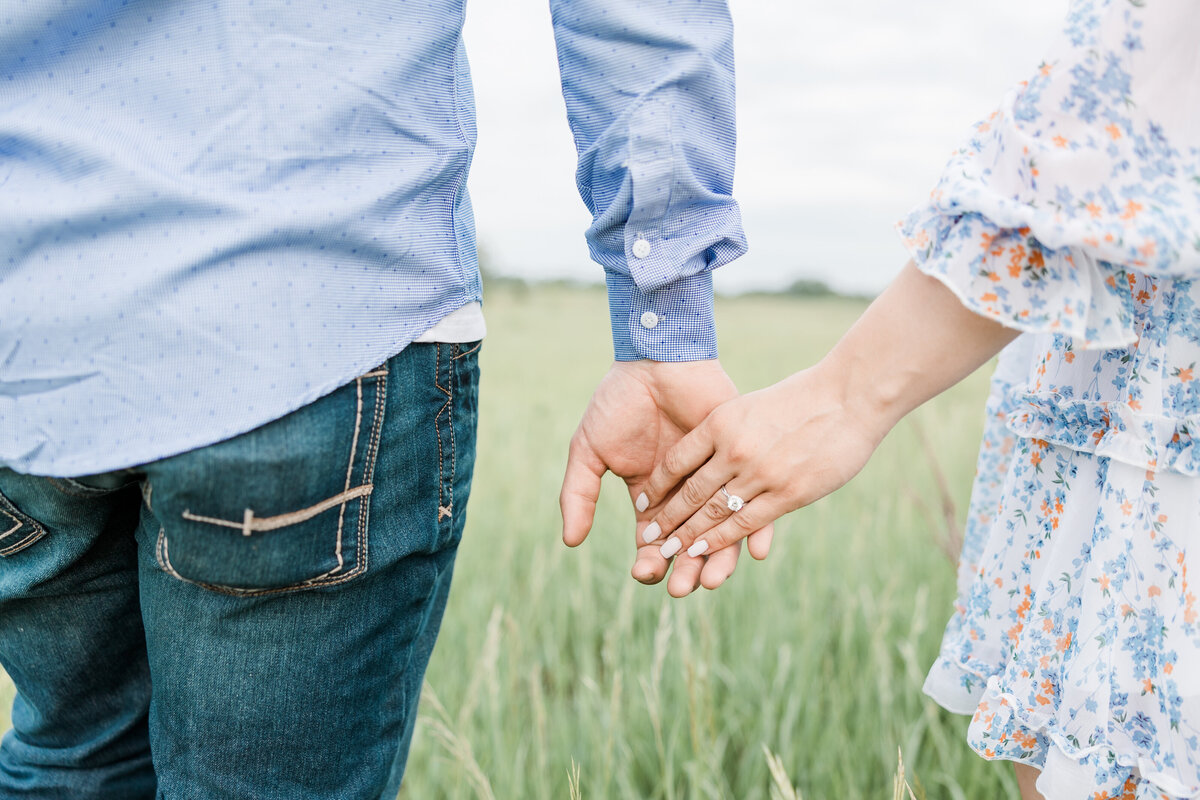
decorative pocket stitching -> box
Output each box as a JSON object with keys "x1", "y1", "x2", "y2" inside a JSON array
[
  {"x1": 155, "y1": 368, "x2": 389, "y2": 596},
  {"x1": 0, "y1": 495, "x2": 47, "y2": 557},
  {"x1": 434, "y1": 343, "x2": 455, "y2": 522},
  {"x1": 452, "y1": 341, "x2": 481, "y2": 360}
]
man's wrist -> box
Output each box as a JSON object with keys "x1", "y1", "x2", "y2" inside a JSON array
[{"x1": 605, "y1": 271, "x2": 717, "y2": 362}]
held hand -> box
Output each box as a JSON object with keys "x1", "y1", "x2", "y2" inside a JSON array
[
  {"x1": 636, "y1": 262, "x2": 1019, "y2": 564},
  {"x1": 559, "y1": 359, "x2": 774, "y2": 595},
  {"x1": 637, "y1": 362, "x2": 887, "y2": 562}
]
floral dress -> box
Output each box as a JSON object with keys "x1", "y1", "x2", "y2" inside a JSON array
[{"x1": 897, "y1": 1, "x2": 1200, "y2": 797}]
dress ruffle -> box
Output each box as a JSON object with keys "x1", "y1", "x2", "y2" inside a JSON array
[
  {"x1": 925, "y1": 443, "x2": 1200, "y2": 800},
  {"x1": 1009, "y1": 391, "x2": 1200, "y2": 477},
  {"x1": 899, "y1": 207, "x2": 1140, "y2": 349}
]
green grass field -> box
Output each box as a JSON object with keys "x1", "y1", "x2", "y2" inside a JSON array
[{"x1": 0, "y1": 285, "x2": 1013, "y2": 799}]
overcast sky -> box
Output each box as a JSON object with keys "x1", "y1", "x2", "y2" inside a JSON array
[{"x1": 462, "y1": 1, "x2": 1065, "y2": 295}]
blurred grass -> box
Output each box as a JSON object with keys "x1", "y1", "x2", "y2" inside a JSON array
[
  {"x1": 397, "y1": 285, "x2": 1010, "y2": 799},
  {"x1": 0, "y1": 285, "x2": 1013, "y2": 799}
]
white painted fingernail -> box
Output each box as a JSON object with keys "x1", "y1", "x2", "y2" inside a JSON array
[
  {"x1": 635, "y1": 492, "x2": 649, "y2": 513},
  {"x1": 687, "y1": 540, "x2": 709, "y2": 557},
  {"x1": 642, "y1": 520, "x2": 661, "y2": 544},
  {"x1": 659, "y1": 536, "x2": 682, "y2": 558}
]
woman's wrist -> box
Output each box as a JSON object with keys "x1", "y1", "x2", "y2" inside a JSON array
[
  {"x1": 809, "y1": 262, "x2": 1019, "y2": 444},
  {"x1": 809, "y1": 346, "x2": 907, "y2": 447}
]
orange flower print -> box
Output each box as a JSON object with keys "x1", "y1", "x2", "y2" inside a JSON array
[
  {"x1": 1013, "y1": 731, "x2": 1039, "y2": 750},
  {"x1": 1029, "y1": 248, "x2": 1045, "y2": 272}
]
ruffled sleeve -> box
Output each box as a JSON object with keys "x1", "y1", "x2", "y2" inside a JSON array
[{"x1": 898, "y1": 0, "x2": 1200, "y2": 349}]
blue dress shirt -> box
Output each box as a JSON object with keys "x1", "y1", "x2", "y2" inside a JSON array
[{"x1": 0, "y1": 0, "x2": 746, "y2": 476}]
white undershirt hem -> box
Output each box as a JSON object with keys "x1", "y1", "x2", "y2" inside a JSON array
[{"x1": 413, "y1": 302, "x2": 487, "y2": 343}]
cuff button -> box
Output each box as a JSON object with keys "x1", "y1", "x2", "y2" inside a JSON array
[
  {"x1": 632, "y1": 238, "x2": 652, "y2": 259},
  {"x1": 640, "y1": 311, "x2": 659, "y2": 330}
]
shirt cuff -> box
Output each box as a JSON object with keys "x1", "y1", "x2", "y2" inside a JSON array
[{"x1": 605, "y1": 270, "x2": 717, "y2": 361}]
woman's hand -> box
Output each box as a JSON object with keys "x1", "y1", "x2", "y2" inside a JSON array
[
  {"x1": 634, "y1": 362, "x2": 887, "y2": 591},
  {"x1": 635, "y1": 262, "x2": 1019, "y2": 595}
]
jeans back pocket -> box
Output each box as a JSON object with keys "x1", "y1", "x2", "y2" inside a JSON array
[
  {"x1": 0, "y1": 486, "x2": 48, "y2": 557},
  {"x1": 147, "y1": 365, "x2": 388, "y2": 596}
]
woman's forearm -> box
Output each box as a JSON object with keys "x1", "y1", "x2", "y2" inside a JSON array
[
  {"x1": 819, "y1": 261, "x2": 1020, "y2": 440},
  {"x1": 636, "y1": 260, "x2": 1021, "y2": 578}
]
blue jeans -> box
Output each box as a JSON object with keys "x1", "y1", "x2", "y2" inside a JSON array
[{"x1": 0, "y1": 341, "x2": 480, "y2": 799}]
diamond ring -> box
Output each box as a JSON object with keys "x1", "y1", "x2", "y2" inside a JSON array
[{"x1": 720, "y1": 485, "x2": 745, "y2": 512}]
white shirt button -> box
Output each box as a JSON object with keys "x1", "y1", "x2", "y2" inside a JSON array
[
  {"x1": 640, "y1": 311, "x2": 659, "y2": 330},
  {"x1": 632, "y1": 238, "x2": 652, "y2": 259}
]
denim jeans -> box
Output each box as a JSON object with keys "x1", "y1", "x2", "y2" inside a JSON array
[{"x1": 0, "y1": 341, "x2": 480, "y2": 799}]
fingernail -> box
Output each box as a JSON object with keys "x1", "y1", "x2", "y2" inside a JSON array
[
  {"x1": 687, "y1": 540, "x2": 709, "y2": 557},
  {"x1": 659, "y1": 536, "x2": 682, "y2": 558},
  {"x1": 635, "y1": 492, "x2": 649, "y2": 512},
  {"x1": 642, "y1": 520, "x2": 661, "y2": 544}
]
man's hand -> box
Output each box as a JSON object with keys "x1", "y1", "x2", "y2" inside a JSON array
[{"x1": 559, "y1": 360, "x2": 773, "y2": 596}]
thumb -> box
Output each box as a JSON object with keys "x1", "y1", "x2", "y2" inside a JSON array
[{"x1": 559, "y1": 431, "x2": 606, "y2": 547}]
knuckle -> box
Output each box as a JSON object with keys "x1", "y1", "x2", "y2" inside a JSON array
[
  {"x1": 726, "y1": 442, "x2": 754, "y2": 465},
  {"x1": 732, "y1": 512, "x2": 757, "y2": 533},
  {"x1": 678, "y1": 479, "x2": 709, "y2": 508},
  {"x1": 661, "y1": 447, "x2": 687, "y2": 479},
  {"x1": 702, "y1": 499, "x2": 727, "y2": 523}
]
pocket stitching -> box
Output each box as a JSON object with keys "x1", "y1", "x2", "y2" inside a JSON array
[
  {"x1": 0, "y1": 494, "x2": 46, "y2": 556},
  {"x1": 155, "y1": 368, "x2": 389, "y2": 596},
  {"x1": 0, "y1": 508, "x2": 22, "y2": 541},
  {"x1": 357, "y1": 363, "x2": 388, "y2": 577},
  {"x1": 179, "y1": 484, "x2": 374, "y2": 534},
  {"x1": 0, "y1": 530, "x2": 46, "y2": 557},
  {"x1": 328, "y1": 371, "x2": 370, "y2": 577},
  {"x1": 452, "y1": 341, "x2": 481, "y2": 360},
  {"x1": 434, "y1": 343, "x2": 454, "y2": 521}
]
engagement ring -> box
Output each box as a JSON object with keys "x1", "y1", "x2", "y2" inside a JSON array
[{"x1": 720, "y1": 485, "x2": 745, "y2": 512}]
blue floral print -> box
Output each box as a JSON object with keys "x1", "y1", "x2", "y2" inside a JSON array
[{"x1": 899, "y1": 1, "x2": 1200, "y2": 797}]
